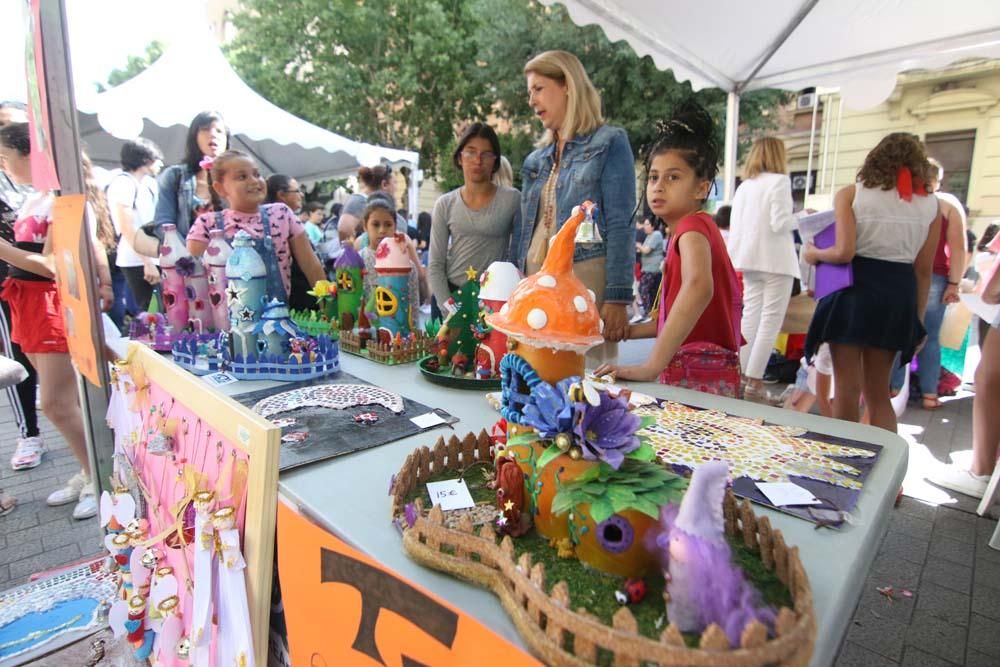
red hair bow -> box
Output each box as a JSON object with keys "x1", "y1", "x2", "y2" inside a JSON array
[{"x1": 896, "y1": 167, "x2": 928, "y2": 202}]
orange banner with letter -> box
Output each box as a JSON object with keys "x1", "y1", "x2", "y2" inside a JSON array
[
  {"x1": 50, "y1": 195, "x2": 100, "y2": 387},
  {"x1": 277, "y1": 500, "x2": 540, "y2": 667}
]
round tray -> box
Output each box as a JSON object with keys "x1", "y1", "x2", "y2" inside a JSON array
[{"x1": 417, "y1": 355, "x2": 501, "y2": 390}]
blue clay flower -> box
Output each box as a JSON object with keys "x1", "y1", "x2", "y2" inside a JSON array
[
  {"x1": 521, "y1": 376, "x2": 580, "y2": 438},
  {"x1": 175, "y1": 256, "x2": 196, "y2": 277}
]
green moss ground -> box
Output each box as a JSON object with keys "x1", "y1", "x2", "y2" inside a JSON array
[{"x1": 401, "y1": 465, "x2": 792, "y2": 647}]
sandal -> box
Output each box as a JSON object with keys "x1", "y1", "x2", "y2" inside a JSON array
[
  {"x1": 922, "y1": 395, "x2": 942, "y2": 410},
  {"x1": 0, "y1": 491, "x2": 16, "y2": 516}
]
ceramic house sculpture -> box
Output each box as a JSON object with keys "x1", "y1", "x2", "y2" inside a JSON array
[
  {"x1": 205, "y1": 228, "x2": 233, "y2": 333},
  {"x1": 159, "y1": 223, "x2": 190, "y2": 334},
  {"x1": 371, "y1": 234, "x2": 413, "y2": 343},
  {"x1": 474, "y1": 261, "x2": 521, "y2": 378},
  {"x1": 334, "y1": 245, "x2": 365, "y2": 331}
]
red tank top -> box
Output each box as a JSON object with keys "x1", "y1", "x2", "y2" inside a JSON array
[
  {"x1": 932, "y1": 213, "x2": 950, "y2": 277},
  {"x1": 659, "y1": 212, "x2": 743, "y2": 351}
]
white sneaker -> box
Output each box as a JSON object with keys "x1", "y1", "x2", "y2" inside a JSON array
[
  {"x1": 927, "y1": 465, "x2": 991, "y2": 499},
  {"x1": 46, "y1": 471, "x2": 89, "y2": 507},
  {"x1": 72, "y1": 484, "x2": 98, "y2": 520},
  {"x1": 629, "y1": 314, "x2": 644, "y2": 324},
  {"x1": 10, "y1": 436, "x2": 45, "y2": 470}
]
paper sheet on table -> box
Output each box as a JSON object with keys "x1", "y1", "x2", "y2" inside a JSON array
[
  {"x1": 425, "y1": 479, "x2": 476, "y2": 511},
  {"x1": 756, "y1": 482, "x2": 822, "y2": 506},
  {"x1": 411, "y1": 412, "x2": 448, "y2": 429}
]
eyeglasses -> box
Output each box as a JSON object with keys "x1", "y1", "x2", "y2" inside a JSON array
[
  {"x1": 461, "y1": 149, "x2": 497, "y2": 162},
  {"x1": 282, "y1": 188, "x2": 303, "y2": 195}
]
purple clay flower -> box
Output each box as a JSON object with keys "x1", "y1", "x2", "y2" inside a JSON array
[
  {"x1": 388, "y1": 474, "x2": 397, "y2": 496},
  {"x1": 175, "y1": 256, "x2": 196, "y2": 277},
  {"x1": 574, "y1": 392, "x2": 641, "y2": 469},
  {"x1": 403, "y1": 502, "x2": 418, "y2": 528},
  {"x1": 521, "y1": 376, "x2": 580, "y2": 438}
]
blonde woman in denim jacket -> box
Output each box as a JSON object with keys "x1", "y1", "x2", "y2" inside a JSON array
[{"x1": 512, "y1": 50, "x2": 636, "y2": 363}]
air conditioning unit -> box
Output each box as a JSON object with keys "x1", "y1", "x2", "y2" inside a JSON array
[
  {"x1": 791, "y1": 174, "x2": 812, "y2": 191},
  {"x1": 797, "y1": 92, "x2": 816, "y2": 110}
]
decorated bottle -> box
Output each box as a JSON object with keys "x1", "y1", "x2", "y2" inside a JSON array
[
  {"x1": 185, "y1": 257, "x2": 214, "y2": 333},
  {"x1": 205, "y1": 229, "x2": 233, "y2": 332},
  {"x1": 159, "y1": 224, "x2": 189, "y2": 334},
  {"x1": 334, "y1": 246, "x2": 365, "y2": 330},
  {"x1": 226, "y1": 231, "x2": 268, "y2": 360},
  {"x1": 371, "y1": 234, "x2": 412, "y2": 343}
]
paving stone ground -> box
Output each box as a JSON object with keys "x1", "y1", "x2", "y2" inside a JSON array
[{"x1": 0, "y1": 364, "x2": 997, "y2": 665}]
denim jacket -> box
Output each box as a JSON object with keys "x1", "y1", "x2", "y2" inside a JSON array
[
  {"x1": 152, "y1": 164, "x2": 198, "y2": 239},
  {"x1": 511, "y1": 124, "x2": 636, "y2": 303}
]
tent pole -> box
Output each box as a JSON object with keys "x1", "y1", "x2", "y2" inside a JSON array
[
  {"x1": 819, "y1": 93, "x2": 831, "y2": 193},
  {"x1": 829, "y1": 95, "x2": 844, "y2": 195},
  {"x1": 38, "y1": 0, "x2": 115, "y2": 509},
  {"x1": 723, "y1": 91, "x2": 740, "y2": 202},
  {"x1": 408, "y1": 162, "x2": 419, "y2": 222},
  {"x1": 738, "y1": 0, "x2": 821, "y2": 89},
  {"x1": 805, "y1": 93, "x2": 819, "y2": 205}
]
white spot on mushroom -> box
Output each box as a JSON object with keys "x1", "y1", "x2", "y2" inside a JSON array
[
  {"x1": 587, "y1": 289, "x2": 597, "y2": 302},
  {"x1": 537, "y1": 274, "x2": 557, "y2": 288},
  {"x1": 527, "y1": 308, "x2": 548, "y2": 330},
  {"x1": 500, "y1": 303, "x2": 510, "y2": 316},
  {"x1": 573, "y1": 295, "x2": 588, "y2": 313},
  {"x1": 599, "y1": 319, "x2": 605, "y2": 333}
]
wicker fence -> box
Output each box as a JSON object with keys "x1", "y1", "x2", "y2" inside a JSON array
[{"x1": 392, "y1": 433, "x2": 817, "y2": 667}]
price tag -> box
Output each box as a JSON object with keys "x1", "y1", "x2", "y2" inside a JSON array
[
  {"x1": 756, "y1": 482, "x2": 821, "y2": 507},
  {"x1": 202, "y1": 371, "x2": 239, "y2": 388},
  {"x1": 425, "y1": 479, "x2": 475, "y2": 511}
]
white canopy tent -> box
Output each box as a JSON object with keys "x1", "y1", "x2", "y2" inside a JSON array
[
  {"x1": 542, "y1": 0, "x2": 1000, "y2": 200},
  {"x1": 75, "y1": 27, "x2": 420, "y2": 212}
]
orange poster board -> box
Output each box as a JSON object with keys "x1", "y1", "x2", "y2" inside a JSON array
[
  {"x1": 277, "y1": 500, "x2": 540, "y2": 667},
  {"x1": 50, "y1": 194, "x2": 101, "y2": 387}
]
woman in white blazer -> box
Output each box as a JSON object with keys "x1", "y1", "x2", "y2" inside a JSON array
[{"x1": 727, "y1": 137, "x2": 799, "y2": 402}]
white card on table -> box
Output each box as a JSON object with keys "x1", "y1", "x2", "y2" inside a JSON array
[
  {"x1": 202, "y1": 371, "x2": 239, "y2": 388},
  {"x1": 411, "y1": 411, "x2": 447, "y2": 429},
  {"x1": 425, "y1": 479, "x2": 476, "y2": 511},
  {"x1": 756, "y1": 482, "x2": 822, "y2": 506}
]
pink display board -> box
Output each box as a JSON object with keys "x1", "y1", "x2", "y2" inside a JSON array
[{"x1": 126, "y1": 381, "x2": 250, "y2": 665}]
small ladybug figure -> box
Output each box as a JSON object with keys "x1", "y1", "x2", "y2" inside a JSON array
[{"x1": 614, "y1": 578, "x2": 647, "y2": 605}]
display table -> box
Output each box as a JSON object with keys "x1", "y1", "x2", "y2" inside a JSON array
[{"x1": 222, "y1": 355, "x2": 906, "y2": 667}]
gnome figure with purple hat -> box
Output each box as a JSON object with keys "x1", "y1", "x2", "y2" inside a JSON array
[{"x1": 652, "y1": 461, "x2": 776, "y2": 646}]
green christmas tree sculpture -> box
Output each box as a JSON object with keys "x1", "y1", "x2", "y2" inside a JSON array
[{"x1": 443, "y1": 267, "x2": 483, "y2": 371}]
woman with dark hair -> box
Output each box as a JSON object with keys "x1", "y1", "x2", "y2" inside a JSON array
[
  {"x1": 341, "y1": 164, "x2": 406, "y2": 237},
  {"x1": 133, "y1": 111, "x2": 230, "y2": 256},
  {"x1": 428, "y1": 123, "x2": 520, "y2": 320}
]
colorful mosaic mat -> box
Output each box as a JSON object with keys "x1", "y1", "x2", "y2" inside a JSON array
[
  {"x1": 635, "y1": 401, "x2": 883, "y2": 526},
  {"x1": 0, "y1": 559, "x2": 116, "y2": 666},
  {"x1": 233, "y1": 372, "x2": 455, "y2": 471}
]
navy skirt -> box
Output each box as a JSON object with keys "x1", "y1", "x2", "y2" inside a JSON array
[{"x1": 805, "y1": 256, "x2": 925, "y2": 365}]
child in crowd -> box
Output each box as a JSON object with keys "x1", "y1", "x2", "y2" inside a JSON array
[
  {"x1": 596, "y1": 104, "x2": 743, "y2": 397},
  {"x1": 635, "y1": 217, "x2": 664, "y2": 320},
  {"x1": 0, "y1": 122, "x2": 114, "y2": 519},
  {"x1": 186, "y1": 151, "x2": 325, "y2": 301},
  {"x1": 803, "y1": 133, "x2": 940, "y2": 432},
  {"x1": 359, "y1": 199, "x2": 421, "y2": 304},
  {"x1": 302, "y1": 201, "x2": 325, "y2": 247},
  {"x1": 781, "y1": 343, "x2": 833, "y2": 416}
]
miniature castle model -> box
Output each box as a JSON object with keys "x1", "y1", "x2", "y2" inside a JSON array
[{"x1": 172, "y1": 230, "x2": 339, "y2": 380}]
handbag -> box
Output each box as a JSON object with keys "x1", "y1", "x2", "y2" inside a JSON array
[{"x1": 659, "y1": 342, "x2": 742, "y2": 398}]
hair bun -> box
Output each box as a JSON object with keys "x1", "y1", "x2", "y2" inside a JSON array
[{"x1": 669, "y1": 100, "x2": 715, "y2": 140}]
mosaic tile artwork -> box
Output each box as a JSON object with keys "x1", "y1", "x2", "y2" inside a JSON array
[
  {"x1": 251, "y1": 384, "x2": 405, "y2": 418},
  {"x1": 636, "y1": 402, "x2": 876, "y2": 489}
]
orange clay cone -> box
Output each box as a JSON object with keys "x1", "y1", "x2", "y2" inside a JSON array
[{"x1": 485, "y1": 201, "x2": 603, "y2": 361}]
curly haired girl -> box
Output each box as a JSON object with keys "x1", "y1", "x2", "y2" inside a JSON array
[{"x1": 803, "y1": 132, "x2": 940, "y2": 431}]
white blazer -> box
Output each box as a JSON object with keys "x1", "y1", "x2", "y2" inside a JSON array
[{"x1": 727, "y1": 172, "x2": 800, "y2": 278}]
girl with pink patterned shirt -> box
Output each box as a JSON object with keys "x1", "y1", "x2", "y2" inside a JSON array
[{"x1": 186, "y1": 151, "x2": 325, "y2": 298}]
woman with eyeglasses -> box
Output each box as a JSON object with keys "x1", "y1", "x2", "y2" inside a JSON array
[
  {"x1": 428, "y1": 123, "x2": 521, "y2": 321},
  {"x1": 513, "y1": 51, "x2": 636, "y2": 365}
]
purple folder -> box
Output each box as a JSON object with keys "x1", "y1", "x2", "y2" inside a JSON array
[{"x1": 813, "y1": 223, "x2": 853, "y2": 300}]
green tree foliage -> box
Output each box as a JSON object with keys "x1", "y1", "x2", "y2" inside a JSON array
[
  {"x1": 97, "y1": 41, "x2": 165, "y2": 92},
  {"x1": 227, "y1": 1, "x2": 788, "y2": 175}
]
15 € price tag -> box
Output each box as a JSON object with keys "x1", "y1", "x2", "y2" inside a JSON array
[{"x1": 425, "y1": 479, "x2": 475, "y2": 511}]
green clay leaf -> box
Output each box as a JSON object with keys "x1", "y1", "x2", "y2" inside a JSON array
[
  {"x1": 589, "y1": 496, "x2": 615, "y2": 523},
  {"x1": 550, "y1": 492, "x2": 577, "y2": 516},
  {"x1": 535, "y1": 443, "x2": 565, "y2": 470},
  {"x1": 627, "y1": 442, "x2": 657, "y2": 462}
]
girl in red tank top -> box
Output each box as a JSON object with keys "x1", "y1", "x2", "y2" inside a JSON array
[{"x1": 596, "y1": 104, "x2": 742, "y2": 397}]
